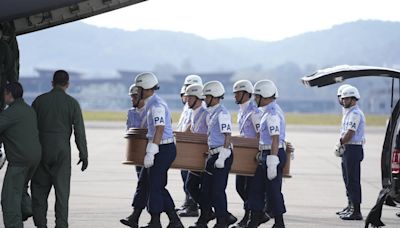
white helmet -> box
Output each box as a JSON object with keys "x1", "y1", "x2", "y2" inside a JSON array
[
  {"x1": 203, "y1": 81, "x2": 225, "y2": 98},
  {"x1": 128, "y1": 84, "x2": 138, "y2": 95},
  {"x1": 135, "y1": 72, "x2": 159, "y2": 90},
  {"x1": 337, "y1": 84, "x2": 351, "y2": 96},
  {"x1": 253, "y1": 80, "x2": 278, "y2": 98},
  {"x1": 233, "y1": 80, "x2": 254, "y2": 94},
  {"x1": 184, "y1": 74, "x2": 203, "y2": 86},
  {"x1": 185, "y1": 84, "x2": 204, "y2": 99},
  {"x1": 180, "y1": 85, "x2": 187, "y2": 95},
  {"x1": 341, "y1": 86, "x2": 360, "y2": 100}
]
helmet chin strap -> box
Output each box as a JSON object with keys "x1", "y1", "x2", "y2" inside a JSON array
[
  {"x1": 235, "y1": 92, "x2": 245, "y2": 104},
  {"x1": 133, "y1": 97, "x2": 140, "y2": 108},
  {"x1": 181, "y1": 95, "x2": 186, "y2": 105},
  {"x1": 134, "y1": 100, "x2": 140, "y2": 108},
  {"x1": 189, "y1": 97, "x2": 198, "y2": 109},
  {"x1": 206, "y1": 97, "x2": 214, "y2": 107},
  {"x1": 137, "y1": 88, "x2": 145, "y2": 105},
  {"x1": 257, "y1": 96, "x2": 262, "y2": 107}
]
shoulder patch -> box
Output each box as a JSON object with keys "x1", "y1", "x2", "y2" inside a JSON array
[{"x1": 218, "y1": 112, "x2": 232, "y2": 133}]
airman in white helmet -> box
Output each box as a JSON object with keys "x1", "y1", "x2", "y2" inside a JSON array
[
  {"x1": 121, "y1": 72, "x2": 184, "y2": 228},
  {"x1": 189, "y1": 80, "x2": 237, "y2": 228},
  {"x1": 176, "y1": 74, "x2": 203, "y2": 217},
  {"x1": 232, "y1": 79, "x2": 263, "y2": 228},
  {"x1": 124, "y1": 83, "x2": 147, "y2": 180},
  {"x1": 337, "y1": 85, "x2": 365, "y2": 221},
  {"x1": 181, "y1": 84, "x2": 208, "y2": 219},
  {"x1": 334, "y1": 83, "x2": 352, "y2": 217},
  {"x1": 250, "y1": 79, "x2": 286, "y2": 228}
]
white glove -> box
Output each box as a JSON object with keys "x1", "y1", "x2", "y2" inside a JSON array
[
  {"x1": 214, "y1": 148, "x2": 231, "y2": 169},
  {"x1": 0, "y1": 147, "x2": 6, "y2": 170},
  {"x1": 144, "y1": 142, "x2": 159, "y2": 168},
  {"x1": 334, "y1": 143, "x2": 345, "y2": 157},
  {"x1": 266, "y1": 155, "x2": 280, "y2": 180}
]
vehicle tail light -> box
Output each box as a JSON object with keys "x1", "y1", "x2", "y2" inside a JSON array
[{"x1": 392, "y1": 148, "x2": 400, "y2": 174}]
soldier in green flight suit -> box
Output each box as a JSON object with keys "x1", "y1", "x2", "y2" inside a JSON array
[
  {"x1": 31, "y1": 70, "x2": 89, "y2": 228},
  {"x1": 0, "y1": 22, "x2": 32, "y2": 223},
  {"x1": 0, "y1": 82, "x2": 41, "y2": 228}
]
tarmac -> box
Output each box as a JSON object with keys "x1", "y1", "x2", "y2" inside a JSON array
[{"x1": 0, "y1": 121, "x2": 399, "y2": 228}]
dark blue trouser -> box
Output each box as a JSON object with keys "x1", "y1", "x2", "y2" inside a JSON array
[
  {"x1": 186, "y1": 171, "x2": 202, "y2": 204},
  {"x1": 199, "y1": 152, "x2": 233, "y2": 217},
  {"x1": 247, "y1": 151, "x2": 267, "y2": 212},
  {"x1": 181, "y1": 170, "x2": 189, "y2": 195},
  {"x1": 236, "y1": 175, "x2": 252, "y2": 209},
  {"x1": 132, "y1": 166, "x2": 149, "y2": 209},
  {"x1": 147, "y1": 143, "x2": 177, "y2": 213},
  {"x1": 340, "y1": 158, "x2": 350, "y2": 203},
  {"x1": 265, "y1": 148, "x2": 287, "y2": 217},
  {"x1": 135, "y1": 166, "x2": 142, "y2": 178},
  {"x1": 342, "y1": 145, "x2": 363, "y2": 205}
]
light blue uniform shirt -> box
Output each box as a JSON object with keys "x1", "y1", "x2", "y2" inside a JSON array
[
  {"x1": 144, "y1": 94, "x2": 174, "y2": 141},
  {"x1": 127, "y1": 107, "x2": 147, "y2": 129},
  {"x1": 190, "y1": 106, "x2": 208, "y2": 134},
  {"x1": 127, "y1": 108, "x2": 140, "y2": 129},
  {"x1": 340, "y1": 105, "x2": 365, "y2": 144},
  {"x1": 206, "y1": 104, "x2": 232, "y2": 148},
  {"x1": 259, "y1": 101, "x2": 286, "y2": 146},
  {"x1": 177, "y1": 103, "x2": 192, "y2": 132},
  {"x1": 237, "y1": 100, "x2": 262, "y2": 138}
]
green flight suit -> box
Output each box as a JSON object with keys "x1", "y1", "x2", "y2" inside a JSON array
[
  {"x1": 1, "y1": 26, "x2": 31, "y2": 223},
  {"x1": 31, "y1": 87, "x2": 88, "y2": 228},
  {"x1": 0, "y1": 98, "x2": 41, "y2": 228}
]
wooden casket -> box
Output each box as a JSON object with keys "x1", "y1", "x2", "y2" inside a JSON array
[{"x1": 123, "y1": 128, "x2": 259, "y2": 176}]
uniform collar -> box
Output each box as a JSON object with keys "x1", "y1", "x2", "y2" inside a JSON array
[
  {"x1": 350, "y1": 105, "x2": 359, "y2": 111},
  {"x1": 345, "y1": 104, "x2": 358, "y2": 114},
  {"x1": 136, "y1": 106, "x2": 145, "y2": 113},
  {"x1": 207, "y1": 103, "x2": 220, "y2": 114},
  {"x1": 261, "y1": 100, "x2": 276, "y2": 112},
  {"x1": 239, "y1": 100, "x2": 251, "y2": 112},
  {"x1": 52, "y1": 86, "x2": 66, "y2": 93},
  {"x1": 192, "y1": 105, "x2": 203, "y2": 118},
  {"x1": 143, "y1": 94, "x2": 155, "y2": 105}
]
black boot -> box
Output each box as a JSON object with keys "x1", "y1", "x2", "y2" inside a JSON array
[
  {"x1": 178, "y1": 198, "x2": 199, "y2": 217},
  {"x1": 340, "y1": 204, "x2": 363, "y2": 220},
  {"x1": 336, "y1": 202, "x2": 352, "y2": 215},
  {"x1": 177, "y1": 194, "x2": 191, "y2": 211},
  {"x1": 247, "y1": 211, "x2": 269, "y2": 228},
  {"x1": 120, "y1": 209, "x2": 143, "y2": 228},
  {"x1": 189, "y1": 210, "x2": 216, "y2": 228},
  {"x1": 233, "y1": 210, "x2": 249, "y2": 228},
  {"x1": 141, "y1": 213, "x2": 162, "y2": 228},
  {"x1": 213, "y1": 216, "x2": 228, "y2": 228},
  {"x1": 166, "y1": 210, "x2": 184, "y2": 228},
  {"x1": 226, "y1": 212, "x2": 237, "y2": 226},
  {"x1": 272, "y1": 215, "x2": 285, "y2": 228},
  {"x1": 262, "y1": 212, "x2": 271, "y2": 223}
]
